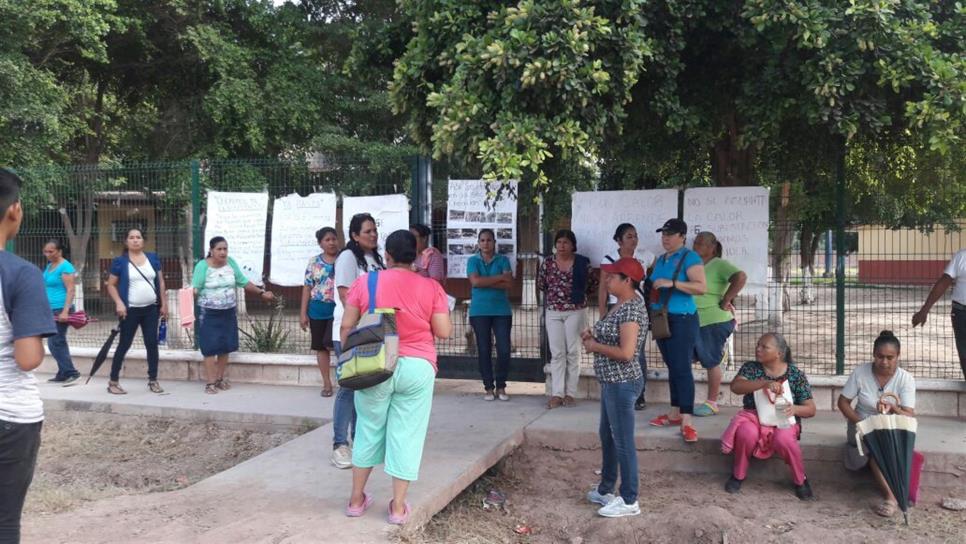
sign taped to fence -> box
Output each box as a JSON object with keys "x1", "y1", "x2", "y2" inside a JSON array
[
  {"x1": 683, "y1": 186, "x2": 769, "y2": 292},
  {"x1": 571, "y1": 189, "x2": 678, "y2": 266},
  {"x1": 341, "y1": 194, "x2": 410, "y2": 257},
  {"x1": 205, "y1": 191, "x2": 269, "y2": 285},
  {"x1": 269, "y1": 192, "x2": 337, "y2": 286},
  {"x1": 446, "y1": 179, "x2": 518, "y2": 278}
]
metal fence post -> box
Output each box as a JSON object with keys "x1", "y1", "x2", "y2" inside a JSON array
[
  {"x1": 191, "y1": 159, "x2": 202, "y2": 261},
  {"x1": 409, "y1": 155, "x2": 432, "y2": 226},
  {"x1": 835, "y1": 138, "x2": 847, "y2": 375}
]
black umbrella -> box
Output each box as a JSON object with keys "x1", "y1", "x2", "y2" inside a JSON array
[
  {"x1": 856, "y1": 397, "x2": 918, "y2": 524},
  {"x1": 85, "y1": 321, "x2": 121, "y2": 384}
]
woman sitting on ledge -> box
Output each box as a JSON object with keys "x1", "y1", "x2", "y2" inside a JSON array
[
  {"x1": 837, "y1": 330, "x2": 916, "y2": 518},
  {"x1": 721, "y1": 333, "x2": 816, "y2": 500}
]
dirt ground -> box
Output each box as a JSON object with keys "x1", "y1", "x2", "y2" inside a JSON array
[
  {"x1": 400, "y1": 444, "x2": 966, "y2": 544},
  {"x1": 25, "y1": 411, "x2": 302, "y2": 515}
]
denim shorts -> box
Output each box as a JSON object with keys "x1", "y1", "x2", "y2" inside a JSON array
[{"x1": 693, "y1": 320, "x2": 735, "y2": 369}]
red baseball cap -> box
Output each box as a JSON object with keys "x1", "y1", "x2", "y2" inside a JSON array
[{"x1": 601, "y1": 257, "x2": 645, "y2": 282}]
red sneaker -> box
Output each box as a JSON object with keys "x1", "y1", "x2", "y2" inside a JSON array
[
  {"x1": 649, "y1": 414, "x2": 683, "y2": 427},
  {"x1": 682, "y1": 425, "x2": 699, "y2": 443}
]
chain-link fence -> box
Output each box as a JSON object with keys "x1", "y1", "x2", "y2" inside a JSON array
[{"x1": 12, "y1": 159, "x2": 964, "y2": 380}]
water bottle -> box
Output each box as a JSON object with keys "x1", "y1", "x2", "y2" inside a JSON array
[
  {"x1": 774, "y1": 396, "x2": 791, "y2": 429},
  {"x1": 158, "y1": 318, "x2": 167, "y2": 346}
]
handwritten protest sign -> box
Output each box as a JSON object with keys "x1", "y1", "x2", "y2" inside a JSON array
[
  {"x1": 341, "y1": 194, "x2": 410, "y2": 257},
  {"x1": 571, "y1": 190, "x2": 678, "y2": 265},
  {"x1": 269, "y1": 193, "x2": 337, "y2": 286},
  {"x1": 683, "y1": 187, "x2": 769, "y2": 291},
  {"x1": 204, "y1": 191, "x2": 269, "y2": 285}
]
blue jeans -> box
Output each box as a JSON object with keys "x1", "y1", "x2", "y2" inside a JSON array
[
  {"x1": 953, "y1": 304, "x2": 966, "y2": 380},
  {"x1": 694, "y1": 320, "x2": 735, "y2": 369},
  {"x1": 655, "y1": 313, "x2": 700, "y2": 414},
  {"x1": 332, "y1": 341, "x2": 356, "y2": 448},
  {"x1": 48, "y1": 308, "x2": 78, "y2": 378},
  {"x1": 470, "y1": 315, "x2": 512, "y2": 390},
  {"x1": 598, "y1": 378, "x2": 643, "y2": 504}
]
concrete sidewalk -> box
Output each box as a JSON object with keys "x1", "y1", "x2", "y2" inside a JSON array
[{"x1": 25, "y1": 379, "x2": 966, "y2": 543}]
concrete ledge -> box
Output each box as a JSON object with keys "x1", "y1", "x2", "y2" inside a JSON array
[
  {"x1": 526, "y1": 404, "x2": 966, "y2": 492},
  {"x1": 552, "y1": 365, "x2": 966, "y2": 418}
]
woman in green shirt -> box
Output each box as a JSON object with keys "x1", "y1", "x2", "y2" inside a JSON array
[
  {"x1": 692, "y1": 232, "x2": 746, "y2": 416},
  {"x1": 193, "y1": 236, "x2": 274, "y2": 394}
]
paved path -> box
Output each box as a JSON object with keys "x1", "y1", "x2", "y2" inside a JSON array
[{"x1": 24, "y1": 377, "x2": 966, "y2": 543}]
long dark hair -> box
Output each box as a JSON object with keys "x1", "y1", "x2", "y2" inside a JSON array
[{"x1": 340, "y1": 213, "x2": 385, "y2": 271}]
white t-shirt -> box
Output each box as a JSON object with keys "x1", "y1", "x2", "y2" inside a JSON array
[
  {"x1": 601, "y1": 250, "x2": 655, "y2": 305},
  {"x1": 0, "y1": 252, "x2": 58, "y2": 424},
  {"x1": 944, "y1": 248, "x2": 966, "y2": 304},
  {"x1": 332, "y1": 250, "x2": 383, "y2": 340},
  {"x1": 127, "y1": 261, "x2": 158, "y2": 307},
  {"x1": 841, "y1": 363, "x2": 916, "y2": 420}
]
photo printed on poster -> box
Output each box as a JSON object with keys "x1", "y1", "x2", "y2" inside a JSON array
[{"x1": 446, "y1": 180, "x2": 518, "y2": 278}]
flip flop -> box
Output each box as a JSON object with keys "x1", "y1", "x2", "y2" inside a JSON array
[{"x1": 321, "y1": 387, "x2": 334, "y2": 397}]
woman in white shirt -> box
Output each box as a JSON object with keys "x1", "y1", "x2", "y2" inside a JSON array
[
  {"x1": 837, "y1": 330, "x2": 916, "y2": 517},
  {"x1": 105, "y1": 228, "x2": 168, "y2": 395}
]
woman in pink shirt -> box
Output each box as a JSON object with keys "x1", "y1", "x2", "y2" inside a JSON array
[
  {"x1": 341, "y1": 230, "x2": 452, "y2": 525},
  {"x1": 410, "y1": 223, "x2": 446, "y2": 285}
]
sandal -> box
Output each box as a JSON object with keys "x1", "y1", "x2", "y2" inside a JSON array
[
  {"x1": 874, "y1": 500, "x2": 898, "y2": 517},
  {"x1": 107, "y1": 381, "x2": 127, "y2": 395},
  {"x1": 205, "y1": 383, "x2": 219, "y2": 395},
  {"x1": 387, "y1": 499, "x2": 411, "y2": 525},
  {"x1": 547, "y1": 396, "x2": 563, "y2": 409},
  {"x1": 649, "y1": 414, "x2": 683, "y2": 427},
  {"x1": 215, "y1": 378, "x2": 231, "y2": 391},
  {"x1": 148, "y1": 381, "x2": 164, "y2": 394}
]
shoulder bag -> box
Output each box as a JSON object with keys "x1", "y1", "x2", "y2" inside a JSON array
[
  {"x1": 336, "y1": 271, "x2": 400, "y2": 390},
  {"x1": 649, "y1": 250, "x2": 689, "y2": 340}
]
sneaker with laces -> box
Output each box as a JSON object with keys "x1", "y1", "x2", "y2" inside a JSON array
[
  {"x1": 597, "y1": 496, "x2": 641, "y2": 518},
  {"x1": 330, "y1": 444, "x2": 352, "y2": 469},
  {"x1": 586, "y1": 486, "x2": 615, "y2": 506}
]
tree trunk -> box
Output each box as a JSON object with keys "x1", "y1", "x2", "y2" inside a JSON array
[
  {"x1": 768, "y1": 182, "x2": 795, "y2": 328},
  {"x1": 59, "y1": 192, "x2": 95, "y2": 311},
  {"x1": 798, "y1": 226, "x2": 821, "y2": 305},
  {"x1": 711, "y1": 111, "x2": 755, "y2": 187}
]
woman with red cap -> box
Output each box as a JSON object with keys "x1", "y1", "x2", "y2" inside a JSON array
[{"x1": 581, "y1": 257, "x2": 648, "y2": 518}]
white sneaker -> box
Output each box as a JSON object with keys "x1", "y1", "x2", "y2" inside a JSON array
[
  {"x1": 597, "y1": 496, "x2": 640, "y2": 518},
  {"x1": 586, "y1": 485, "x2": 615, "y2": 506},
  {"x1": 330, "y1": 445, "x2": 352, "y2": 469},
  {"x1": 483, "y1": 390, "x2": 496, "y2": 401},
  {"x1": 496, "y1": 389, "x2": 510, "y2": 401}
]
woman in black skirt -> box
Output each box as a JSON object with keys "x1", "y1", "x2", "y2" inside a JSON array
[{"x1": 192, "y1": 236, "x2": 274, "y2": 393}]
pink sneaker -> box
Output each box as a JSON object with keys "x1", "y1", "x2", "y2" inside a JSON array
[
  {"x1": 345, "y1": 493, "x2": 374, "y2": 517},
  {"x1": 387, "y1": 499, "x2": 411, "y2": 525}
]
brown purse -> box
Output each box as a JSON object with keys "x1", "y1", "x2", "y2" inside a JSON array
[{"x1": 649, "y1": 251, "x2": 690, "y2": 340}]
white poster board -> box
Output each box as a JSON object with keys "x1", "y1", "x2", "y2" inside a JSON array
[
  {"x1": 446, "y1": 180, "x2": 518, "y2": 278},
  {"x1": 683, "y1": 187, "x2": 769, "y2": 292},
  {"x1": 571, "y1": 189, "x2": 679, "y2": 266},
  {"x1": 341, "y1": 194, "x2": 410, "y2": 258},
  {"x1": 269, "y1": 193, "x2": 337, "y2": 286},
  {"x1": 204, "y1": 191, "x2": 269, "y2": 285}
]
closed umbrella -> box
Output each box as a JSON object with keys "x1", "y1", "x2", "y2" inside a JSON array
[
  {"x1": 855, "y1": 393, "x2": 918, "y2": 525},
  {"x1": 85, "y1": 322, "x2": 121, "y2": 384}
]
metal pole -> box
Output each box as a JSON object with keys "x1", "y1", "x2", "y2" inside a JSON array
[
  {"x1": 835, "y1": 138, "x2": 847, "y2": 375},
  {"x1": 191, "y1": 160, "x2": 202, "y2": 261}
]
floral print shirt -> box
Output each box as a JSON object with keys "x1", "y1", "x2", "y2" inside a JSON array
[
  {"x1": 592, "y1": 298, "x2": 648, "y2": 384},
  {"x1": 537, "y1": 256, "x2": 593, "y2": 311},
  {"x1": 737, "y1": 360, "x2": 813, "y2": 410},
  {"x1": 199, "y1": 265, "x2": 239, "y2": 310},
  {"x1": 304, "y1": 254, "x2": 337, "y2": 320}
]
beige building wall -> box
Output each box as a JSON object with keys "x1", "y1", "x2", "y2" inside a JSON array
[{"x1": 858, "y1": 222, "x2": 966, "y2": 261}]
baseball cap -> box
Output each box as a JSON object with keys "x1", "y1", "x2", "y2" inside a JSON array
[
  {"x1": 601, "y1": 257, "x2": 645, "y2": 282},
  {"x1": 656, "y1": 218, "x2": 688, "y2": 235}
]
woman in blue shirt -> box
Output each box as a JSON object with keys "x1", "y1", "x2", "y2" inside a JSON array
[
  {"x1": 42, "y1": 239, "x2": 80, "y2": 384},
  {"x1": 647, "y1": 219, "x2": 706, "y2": 443},
  {"x1": 467, "y1": 229, "x2": 514, "y2": 401}
]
